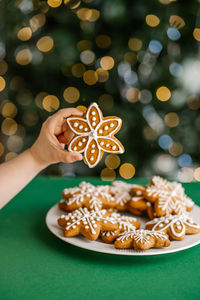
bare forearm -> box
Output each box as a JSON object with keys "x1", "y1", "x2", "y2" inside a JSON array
[{"x1": 0, "y1": 149, "x2": 47, "y2": 209}]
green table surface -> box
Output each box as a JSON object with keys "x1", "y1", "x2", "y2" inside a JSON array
[{"x1": 1, "y1": 177, "x2": 200, "y2": 300}]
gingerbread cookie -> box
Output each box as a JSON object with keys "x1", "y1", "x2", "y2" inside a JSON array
[
  {"x1": 101, "y1": 212, "x2": 140, "y2": 243},
  {"x1": 60, "y1": 181, "x2": 115, "y2": 211},
  {"x1": 114, "y1": 229, "x2": 170, "y2": 250},
  {"x1": 145, "y1": 214, "x2": 200, "y2": 240},
  {"x1": 144, "y1": 176, "x2": 194, "y2": 217},
  {"x1": 58, "y1": 207, "x2": 118, "y2": 241},
  {"x1": 66, "y1": 102, "x2": 124, "y2": 168},
  {"x1": 110, "y1": 181, "x2": 132, "y2": 210}
]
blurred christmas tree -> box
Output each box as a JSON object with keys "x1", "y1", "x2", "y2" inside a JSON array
[{"x1": 0, "y1": 0, "x2": 200, "y2": 182}]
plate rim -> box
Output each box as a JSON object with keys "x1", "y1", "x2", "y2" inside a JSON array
[{"x1": 45, "y1": 203, "x2": 200, "y2": 256}]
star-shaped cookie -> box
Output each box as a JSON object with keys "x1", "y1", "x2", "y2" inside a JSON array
[{"x1": 66, "y1": 102, "x2": 124, "y2": 168}]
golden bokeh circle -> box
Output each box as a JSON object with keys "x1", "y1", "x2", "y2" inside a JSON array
[
  {"x1": 194, "y1": 168, "x2": 200, "y2": 181},
  {"x1": 126, "y1": 87, "x2": 140, "y2": 103},
  {"x1": 1, "y1": 102, "x2": 17, "y2": 118},
  {"x1": 72, "y1": 63, "x2": 85, "y2": 78},
  {"x1": 169, "y1": 15, "x2": 185, "y2": 29},
  {"x1": 16, "y1": 49, "x2": 32, "y2": 65},
  {"x1": 124, "y1": 52, "x2": 137, "y2": 65},
  {"x1": 47, "y1": 0, "x2": 62, "y2": 8},
  {"x1": 164, "y1": 112, "x2": 179, "y2": 127},
  {"x1": 1, "y1": 118, "x2": 18, "y2": 136},
  {"x1": 37, "y1": 36, "x2": 54, "y2": 52},
  {"x1": 17, "y1": 27, "x2": 32, "y2": 41},
  {"x1": 83, "y1": 70, "x2": 98, "y2": 85},
  {"x1": 96, "y1": 68, "x2": 109, "y2": 82},
  {"x1": 168, "y1": 142, "x2": 183, "y2": 156},
  {"x1": 193, "y1": 28, "x2": 200, "y2": 41},
  {"x1": 63, "y1": 87, "x2": 80, "y2": 103},
  {"x1": 128, "y1": 38, "x2": 143, "y2": 51},
  {"x1": 76, "y1": 105, "x2": 87, "y2": 113},
  {"x1": 156, "y1": 86, "x2": 171, "y2": 101},
  {"x1": 100, "y1": 168, "x2": 116, "y2": 181},
  {"x1": 0, "y1": 60, "x2": 8, "y2": 75},
  {"x1": 96, "y1": 35, "x2": 111, "y2": 48},
  {"x1": 29, "y1": 14, "x2": 46, "y2": 32},
  {"x1": 119, "y1": 163, "x2": 135, "y2": 179},
  {"x1": 0, "y1": 76, "x2": 6, "y2": 91},
  {"x1": 100, "y1": 56, "x2": 114, "y2": 70},
  {"x1": 105, "y1": 154, "x2": 120, "y2": 170},
  {"x1": 35, "y1": 92, "x2": 48, "y2": 108},
  {"x1": 0, "y1": 142, "x2": 4, "y2": 157},
  {"x1": 145, "y1": 14, "x2": 160, "y2": 27},
  {"x1": 23, "y1": 110, "x2": 39, "y2": 126},
  {"x1": 5, "y1": 152, "x2": 18, "y2": 161},
  {"x1": 42, "y1": 95, "x2": 60, "y2": 112}
]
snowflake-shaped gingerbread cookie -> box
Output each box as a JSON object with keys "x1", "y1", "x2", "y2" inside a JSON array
[
  {"x1": 67, "y1": 102, "x2": 124, "y2": 168},
  {"x1": 145, "y1": 214, "x2": 200, "y2": 240},
  {"x1": 58, "y1": 207, "x2": 118, "y2": 240},
  {"x1": 59, "y1": 181, "x2": 115, "y2": 211},
  {"x1": 114, "y1": 229, "x2": 170, "y2": 250},
  {"x1": 144, "y1": 176, "x2": 194, "y2": 217},
  {"x1": 101, "y1": 212, "x2": 140, "y2": 243}
]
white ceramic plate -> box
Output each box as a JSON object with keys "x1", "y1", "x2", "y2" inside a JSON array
[{"x1": 45, "y1": 204, "x2": 200, "y2": 256}]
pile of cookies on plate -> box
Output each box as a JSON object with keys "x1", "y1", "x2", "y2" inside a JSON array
[{"x1": 57, "y1": 176, "x2": 200, "y2": 251}]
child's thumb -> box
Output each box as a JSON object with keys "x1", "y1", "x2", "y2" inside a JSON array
[{"x1": 59, "y1": 150, "x2": 83, "y2": 163}]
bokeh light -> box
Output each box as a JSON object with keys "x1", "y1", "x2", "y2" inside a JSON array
[
  {"x1": 1, "y1": 118, "x2": 18, "y2": 136},
  {"x1": 169, "y1": 15, "x2": 185, "y2": 29},
  {"x1": 178, "y1": 167, "x2": 194, "y2": 183},
  {"x1": 1, "y1": 102, "x2": 17, "y2": 118},
  {"x1": 63, "y1": 87, "x2": 80, "y2": 103},
  {"x1": 76, "y1": 105, "x2": 87, "y2": 113},
  {"x1": 193, "y1": 28, "x2": 200, "y2": 41},
  {"x1": 0, "y1": 142, "x2": 4, "y2": 157},
  {"x1": 29, "y1": 14, "x2": 46, "y2": 32},
  {"x1": 23, "y1": 110, "x2": 39, "y2": 126},
  {"x1": 105, "y1": 154, "x2": 120, "y2": 169},
  {"x1": 5, "y1": 152, "x2": 18, "y2": 161},
  {"x1": 47, "y1": 0, "x2": 62, "y2": 8},
  {"x1": 96, "y1": 35, "x2": 111, "y2": 48},
  {"x1": 72, "y1": 63, "x2": 85, "y2": 78},
  {"x1": 16, "y1": 49, "x2": 32, "y2": 65},
  {"x1": 42, "y1": 95, "x2": 60, "y2": 112},
  {"x1": 96, "y1": 68, "x2": 109, "y2": 82},
  {"x1": 158, "y1": 134, "x2": 173, "y2": 150},
  {"x1": 83, "y1": 70, "x2": 98, "y2": 85},
  {"x1": 80, "y1": 50, "x2": 95, "y2": 65},
  {"x1": 0, "y1": 76, "x2": 6, "y2": 91},
  {"x1": 35, "y1": 92, "x2": 48, "y2": 108},
  {"x1": 7, "y1": 135, "x2": 23, "y2": 152},
  {"x1": 100, "y1": 168, "x2": 116, "y2": 181},
  {"x1": 128, "y1": 38, "x2": 143, "y2": 51},
  {"x1": 119, "y1": 163, "x2": 135, "y2": 179},
  {"x1": 164, "y1": 112, "x2": 179, "y2": 127},
  {"x1": 36, "y1": 36, "x2": 54, "y2": 52},
  {"x1": 100, "y1": 56, "x2": 114, "y2": 70},
  {"x1": 0, "y1": 60, "x2": 8, "y2": 75},
  {"x1": 168, "y1": 142, "x2": 183, "y2": 156},
  {"x1": 145, "y1": 14, "x2": 160, "y2": 27},
  {"x1": 194, "y1": 168, "x2": 200, "y2": 181},
  {"x1": 126, "y1": 87, "x2": 140, "y2": 103},
  {"x1": 17, "y1": 27, "x2": 32, "y2": 41},
  {"x1": 178, "y1": 153, "x2": 192, "y2": 167},
  {"x1": 156, "y1": 86, "x2": 171, "y2": 101}
]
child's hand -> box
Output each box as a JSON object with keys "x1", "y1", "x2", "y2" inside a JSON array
[{"x1": 29, "y1": 108, "x2": 83, "y2": 168}]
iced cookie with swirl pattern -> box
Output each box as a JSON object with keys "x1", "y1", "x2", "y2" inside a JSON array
[
  {"x1": 144, "y1": 176, "x2": 194, "y2": 217},
  {"x1": 145, "y1": 214, "x2": 200, "y2": 240},
  {"x1": 58, "y1": 207, "x2": 118, "y2": 241},
  {"x1": 114, "y1": 229, "x2": 170, "y2": 250},
  {"x1": 66, "y1": 102, "x2": 124, "y2": 168},
  {"x1": 101, "y1": 212, "x2": 140, "y2": 243},
  {"x1": 60, "y1": 181, "x2": 115, "y2": 211}
]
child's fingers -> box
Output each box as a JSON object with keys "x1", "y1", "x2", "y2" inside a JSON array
[{"x1": 59, "y1": 149, "x2": 83, "y2": 163}]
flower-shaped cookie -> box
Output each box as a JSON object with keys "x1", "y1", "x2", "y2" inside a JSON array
[
  {"x1": 101, "y1": 212, "x2": 140, "y2": 243},
  {"x1": 67, "y1": 102, "x2": 124, "y2": 168},
  {"x1": 59, "y1": 181, "x2": 115, "y2": 211},
  {"x1": 145, "y1": 214, "x2": 200, "y2": 240},
  {"x1": 114, "y1": 229, "x2": 170, "y2": 250},
  {"x1": 144, "y1": 176, "x2": 194, "y2": 217},
  {"x1": 58, "y1": 207, "x2": 118, "y2": 241}
]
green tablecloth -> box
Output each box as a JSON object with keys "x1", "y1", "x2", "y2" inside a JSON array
[{"x1": 1, "y1": 177, "x2": 200, "y2": 300}]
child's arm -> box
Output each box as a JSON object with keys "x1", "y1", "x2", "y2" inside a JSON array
[{"x1": 0, "y1": 108, "x2": 83, "y2": 209}]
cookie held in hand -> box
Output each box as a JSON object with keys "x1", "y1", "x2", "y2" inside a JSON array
[
  {"x1": 145, "y1": 214, "x2": 200, "y2": 240},
  {"x1": 114, "y1": 229, "x2": 170, "y2": 250},
  {"x1": 58, "y1": 207, "x2": 118, "y2": 241},
  {"x1": 66, "y1": 102, "x2": 124, "y2": 168}
]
